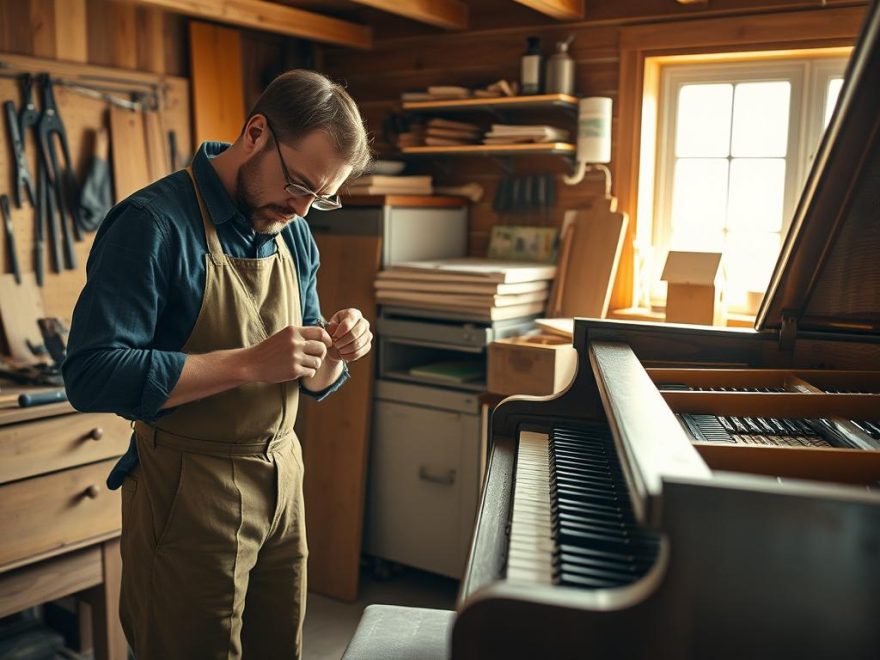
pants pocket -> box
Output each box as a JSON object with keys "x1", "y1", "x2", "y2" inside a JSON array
[{"x1": 154, "y1": 451, "x2": 188, "y2": 548}]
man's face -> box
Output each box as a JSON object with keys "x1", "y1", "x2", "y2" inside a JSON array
[{"x1": 236, "y1": 119, "x2": 352, "y2": 235}]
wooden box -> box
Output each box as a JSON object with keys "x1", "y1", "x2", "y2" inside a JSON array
[
  {"x1": 661, "y1": 251, "x2": 726, "y2": 326},
  {"x1": 488, "y1": 335, "x2": 577, "y2": 396}
]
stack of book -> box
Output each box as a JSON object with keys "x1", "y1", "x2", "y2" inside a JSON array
[
  {"x1": 400, "y1": 86, "x2": 472, "y2": 102},
  {"x1": 346, "y1": 175, "x2": 433, "y2": 196},
  {"x1": 375, "y1": 258, "x2": 557, "y2": 322},
  {"x1": 483, "y1": 124, "x2": 570, "y2": 145},
  {"x1": 397, "y1": 118, "x2": 483, "y2": 148}
]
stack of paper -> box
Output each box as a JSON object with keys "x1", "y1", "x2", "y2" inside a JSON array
[
  {"x1": 483, "y1": 124, "x2": 570, "y2": 145},
  {"x1": 375, "y1": 258, "x2": 556, "y2": 321},
  {"x1": 346, "y1": 175, "x2": 433, "y2": 196}
]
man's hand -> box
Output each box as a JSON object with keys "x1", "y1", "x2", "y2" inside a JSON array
[
  {"x1": 244, "y1": 325, "x2": 333, "y2": 383},
  {"x1": 325, "y1": 308, "x2": 373, "y2": 363}
]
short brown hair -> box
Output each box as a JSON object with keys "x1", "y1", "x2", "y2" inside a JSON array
[{"x1": 248, "y1": 69, "x2": 372, "y2": 179}]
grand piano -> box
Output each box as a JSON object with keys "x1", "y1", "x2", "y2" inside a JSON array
[{"x1": 452, "y1": 2, "x2": 880, "y2": 657}]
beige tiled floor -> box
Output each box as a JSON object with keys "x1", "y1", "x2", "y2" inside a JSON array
[{"x1": 302, "y1": 564, "x2": 458, "y2": 660}]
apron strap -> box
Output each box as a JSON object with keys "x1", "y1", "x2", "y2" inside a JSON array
[{"x1": 185, "y1": 166, "x2": 226, "y2": 265}]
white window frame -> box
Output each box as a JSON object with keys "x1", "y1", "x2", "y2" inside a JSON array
[{"x1": 649, "y1": 55, "x2": 847, "y2": 313}]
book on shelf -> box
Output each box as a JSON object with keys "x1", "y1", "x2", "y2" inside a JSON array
[
  {"x1": 425, "y1": 126, "x2": 483, "y2": 140},
  {"x1": 384, "y1": 259, "x2": 557, "y2": 284},
  {"x1": 423, "y1": 136, "x2": 476, "y2": 147},
  {"x1": 346, "y1": 185, "x2": 433, "y2": 195},
  {"x1": 374, "y1": 279, "x2": 550, "y2": 296},
  {"x1": 426, "y1": 85, "x2": 472, "y2": 98},
  {"x1": 482, "y1": 136, "x2": 545, "y2": 145},
  {"x1": 485, "y1": 125, "x2": 569, "y2": 141},
  {"x1": 375, "y1": 289, "x2": 549, "y2": 308},
  {"x1": 350, "y1": 175, "x2": 432, "y2": 188},
  {"x1": 383, "y1": 299, "x2": 547, "y2": 322},
  {"x1": 400, "y1": 92, "x2": 434, "y2": 102},
  {"x1": 427, "y1": 118, "x2": 482, "y2": 132},
  {"x1": 408, "y1": 360, "x2": 484, "y2": 384}
]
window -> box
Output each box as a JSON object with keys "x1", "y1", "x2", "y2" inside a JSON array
[{"x1": 647, "y1": 55, "x2": 846, "y2": 313}]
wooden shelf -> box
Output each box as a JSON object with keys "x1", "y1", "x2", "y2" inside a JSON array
[
  {"x1": 402, "y1": 93, "x2": 578, "y2": 113},
  {"x1": 400, "y1": 142, "x2": 575, "y2": 157}
]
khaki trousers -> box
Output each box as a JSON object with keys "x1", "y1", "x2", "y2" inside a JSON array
[{"x1": 120, "y1": 425, "x2": 308, "y2": 659}]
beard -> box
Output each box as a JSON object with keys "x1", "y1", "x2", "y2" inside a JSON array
[{"x1": 235, "y1": 153, "x2": 297, "y2": 235}]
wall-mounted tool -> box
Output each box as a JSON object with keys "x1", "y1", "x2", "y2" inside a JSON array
[
  {"x1": 4, "y1": 101, "x2": 36, "y2": 209},
  {"x1": 0, "y1": 195, "x2": 21, "y2": 285},
  {"x1": 78, "y1": 128, "x2": 112, "y2": 232},
  {"x1": 36, "y1": 74, "x2": 78, "y2": 270}
]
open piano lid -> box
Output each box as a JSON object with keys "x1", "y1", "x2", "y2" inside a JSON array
[{"x1": 756, "y1": 0, "x2": 880, "y2": 337}]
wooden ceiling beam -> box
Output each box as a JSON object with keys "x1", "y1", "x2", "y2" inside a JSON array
[
  {"x1": 115, "y1": 0, "x2": 373, "y2": 49},
  {"x1": 512, "y1": 0, "x2": 584, "y2": 21},
  {"x1": 348, "y1": 0, "x2": 468, "y2": 30}
]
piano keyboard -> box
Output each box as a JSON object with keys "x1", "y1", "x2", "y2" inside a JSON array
[
  {"x1": 679, "y1": 413, "x2": 832, "y2": 447},
  {"x1": 656, "y1": 384, "x2": 872, "y2": 448},
  {"x1": 507, "y1": 425, "x2": 659, "y2": 589}
]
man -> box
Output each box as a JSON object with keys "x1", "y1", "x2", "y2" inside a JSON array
[{"x1": 63, "y1": 70, "x2": 373, "y2": 659}]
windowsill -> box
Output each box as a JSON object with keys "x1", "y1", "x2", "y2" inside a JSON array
[{"x1": 608, "y1": 307, "x2": 755, "y2": 328}]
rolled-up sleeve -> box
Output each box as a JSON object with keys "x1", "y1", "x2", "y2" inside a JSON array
[
  {"x1": 62, "y1": 202, "x2": 186, "y2": 421},
  {"x1": 297, "y1": 223, "x2": 349, "y2": 401}
]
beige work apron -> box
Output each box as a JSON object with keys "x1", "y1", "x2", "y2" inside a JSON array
[{"x1": 119, "y1": 168, "x2": 308, "y2": 660}]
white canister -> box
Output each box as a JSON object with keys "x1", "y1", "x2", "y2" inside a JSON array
[{"x1": 576, "y1": 96, "x2": 613, "y2": 163}]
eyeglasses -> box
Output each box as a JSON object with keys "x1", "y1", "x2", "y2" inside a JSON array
[{"x1": 265, "y1": 120, "x2": 342, "y2": 211}]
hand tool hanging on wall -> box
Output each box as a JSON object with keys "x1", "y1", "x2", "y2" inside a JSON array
[
  {"x1": 33, "y1": 168, "x2": 48, "y2": 285},
  {"x1": 78, "y1": 128, "x2": 112, "y2": 232},
  {"x1": 18, "y1": 74, "x2": 50, "y2": 283},
  {"x1": 36, "y1": 74, "x2": 78, "y2": 270},
  {"x1": 3, "y1": 101, "x2": 36, "y2": 209},
  {"x1": 41, "y1": 168, "x2": 62, "y2": 275},
  {"x1": 0, "y1": 195, "x2": 21, "y2": 285}
]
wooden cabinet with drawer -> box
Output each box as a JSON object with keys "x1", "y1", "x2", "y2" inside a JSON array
[{"x1": 0, "y1": 395, "x2": 130, "y2": 660}]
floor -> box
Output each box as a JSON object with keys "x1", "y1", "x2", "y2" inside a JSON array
[{"x1": 302, "y1": 563, "x2": 459, "y2": 660}]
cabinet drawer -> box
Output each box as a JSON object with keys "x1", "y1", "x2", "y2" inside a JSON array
[
  {"x1": 0, "y1": 413, "x2": 130, "y2": 484},
  {"x1": 365, "y1": 399, "x2": 481, "y2": 578},
  {"x1": 0, "y1": 459, "x2": 120, "y2": 568}
]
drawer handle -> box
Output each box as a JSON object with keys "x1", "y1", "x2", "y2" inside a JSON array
[
  {"x1": 85, "y1": 485, "x2": 101, "y2": 499},
  {"x1": 88, "y1": 427, "x2": 104, "y2": 441},
  {"x1": 418, "y1": 466, "x2": 456, "y2": 486}
]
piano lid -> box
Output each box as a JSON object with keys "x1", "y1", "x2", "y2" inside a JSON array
[{"x1": 756, "y1": 1, "x2": 880, "y2": 337}]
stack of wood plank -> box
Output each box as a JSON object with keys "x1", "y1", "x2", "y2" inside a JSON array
[
  {"x1": 346, "y1": 175, "x2": 432, "y2": 196},
  {"x1": 375, "y1": 258, "x2": 556, "y2": 321}
]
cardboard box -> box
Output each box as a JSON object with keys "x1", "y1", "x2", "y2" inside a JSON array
[
  {"x1": 488, "y1": 334, "x2": 578, "y2": 396},
  {"x1": 661, "y1": 251, "x2": 726, "y2": 326}
]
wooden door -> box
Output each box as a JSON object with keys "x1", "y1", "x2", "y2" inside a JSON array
[{"x1": 296, "y1": 232, "x2": 381, "y2": 601}]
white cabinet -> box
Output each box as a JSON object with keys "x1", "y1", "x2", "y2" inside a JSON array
[{"x1": 364, "y1": 381, "x2": 482, "y2": 579}]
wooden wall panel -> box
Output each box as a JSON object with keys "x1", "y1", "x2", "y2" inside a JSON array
[
  {"x1": 0, "y1": 0, "x2": 188, "y2": 73},
  {"x1": 189, "y1": 21, "x2": 246, "y2": 144}
]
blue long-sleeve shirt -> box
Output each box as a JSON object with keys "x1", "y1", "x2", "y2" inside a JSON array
[{"x1": 63, "y1": 141, "x2": 348, "y2": 489}]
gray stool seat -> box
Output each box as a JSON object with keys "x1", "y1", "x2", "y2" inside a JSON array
[{"x1": 342, "y1": 604, "x2": 454, "y2": 660}]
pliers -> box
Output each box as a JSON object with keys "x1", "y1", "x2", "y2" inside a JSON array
[{"x1": 3, "y1": 100, "x2": 36, "y2": 209}]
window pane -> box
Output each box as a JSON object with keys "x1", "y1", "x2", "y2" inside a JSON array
[
  {"x1": 731, "y1": 81, "x2": 790, "y2": 157},
  {"x1": 724, "y1": 231, "x2": 781, "y2": 295},
  {"x1": 670, "y1": 158, "x2": 728, "y2": 244},
  {"x1": 675, "y1": 84, "x2": 733, "y2": 157},
  {"x1": 824, "y1": 77, "x2": 844, "y2": 128},
  {"x1": 727, "y1": 158, "x2": 786, "y2": 233}
]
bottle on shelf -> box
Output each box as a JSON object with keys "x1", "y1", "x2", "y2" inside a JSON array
[
  {"x1": 545, "y1": 36, "x2": 575, "y2": 96},
  {"x1": 520, "y1": 36, "x2": 543, "y2": 95}
]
